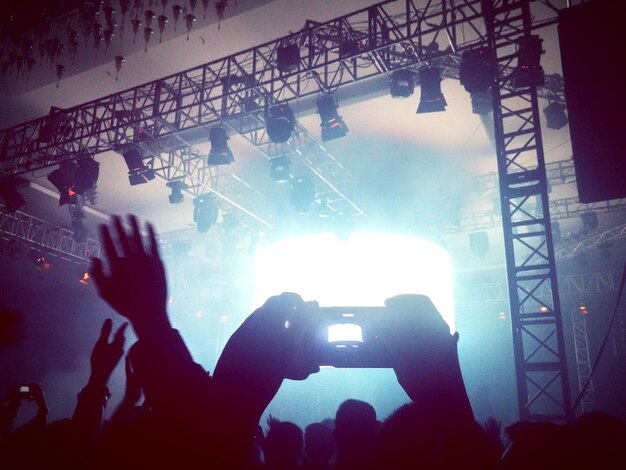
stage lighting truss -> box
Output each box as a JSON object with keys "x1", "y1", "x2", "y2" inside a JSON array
[{"x1": 316, "y1": 94, "x2": 348, "y2": 142}]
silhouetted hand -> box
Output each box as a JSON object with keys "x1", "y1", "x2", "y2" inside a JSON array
[
  {"x1": 89, "y1": 318, "x2": 128, "y2": 387},
  {"x1": 26, "y1": 383, "x2": 47, "y2": 415},
  {"x1": 91, "y1": 214, "x2": 170, "y2": 339},
  {"x1": 380, "y1": 294, "x2": 471, "y2": 420},
  {"x1": 213, "y1": 293, "x2": 320, "y2": 424}
]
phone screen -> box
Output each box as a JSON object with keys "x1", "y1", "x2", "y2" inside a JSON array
[
  {"x1": 19, "y1": 386, "x2": 30, "y2": 393},
  {"x1": 327, "y1": 323, "x2": 363, "y2": 343}
]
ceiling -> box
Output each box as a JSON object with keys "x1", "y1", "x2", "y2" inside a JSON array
[{"x1": 0, "y1": 0, "x2": 622, "y2": 273}]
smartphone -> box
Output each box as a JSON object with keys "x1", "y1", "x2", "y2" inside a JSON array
[
  {"x1": 314, "y1": 307, "x2": 392, "y2": 368},
  {"x1": 19, "y1": 385, "x2": 30, "y2": 394}
]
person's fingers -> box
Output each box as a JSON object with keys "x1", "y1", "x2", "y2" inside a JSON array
[
  {"x1": 128, "y1": 214, "x2": 144, "y2": 254},
  {"x1": 99, "y1": 224, "x2": 119, "y2": 264},
  {"x1": 113, "y1": 322, "x2": 129, "y2": 346},
  {"x1": 114, "y1": 215, "x2": 132, "y2": 255},
  {"x1": 147, "y1": 222, "x2": 160, "y2": 258},
  {"x1": 99, "y1": 318, "x2": 113, "y2": 343}
]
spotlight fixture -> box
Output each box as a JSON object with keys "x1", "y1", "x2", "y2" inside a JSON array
[
  {"x1": 0, "y1": 177, "x2": 27, "y2": 213},
  {"x1": 208, "y1": 126, "x2": 234, "y2": 165},
  {"x1": 79, "y1": 271, "x2": 91, "y2": 285},
  {"x1": 511, "y1": 35, "x2": 545, "y2": 89},
  {"x1": 544, "y1": 102, "x2": 568, "y2": 130},
  {"x1": 416, "y1": 67, "x2": 447, "y2": 113},
  {"x1": 291, "y1": 174, "x2": 315, "y2": 215},
  {"x1": 47, "y1": 160, "x2": 78, "y2": 206},
  {"x1": 30, "y1": 250, "x2": 51, "y2": 271},
  {"x1": 459, "y1": 48, "x2": 493, "y2": 93},
  {"x1": 470, "y1": 90, "x2": 493, "y2": 115},
  {"x1": 390, "y1": 69, "x2": 415, "y2": 99},
  {"x1": 269, "y1": 156, "x2": 292, "y2": 183},
  {"x1": 316, "y1": 94, "x2": 348, "y2": 142},
  {"x1": 338, "y1": 39, "x2": 362, "y2": 58},
  {"x1": 265, "y1": 103, "x2": 296, "y2": 143},
  {"x1": 193, "y1": 194, "x2": 219, "y2": 233},
  {"x1": 73, "y1": 156, "x2": 100, "y2": 195},
  {"x1": 167, "y1": 180, "x2": 187, "y2": 204},
  {"x1": 122, "y1": 146, "x2": 155, "y2": 186},
  {"x1": 277, "y1": 44, "x2": 300, "y2": 73},
  {"x1": 578, "y1": 303, "x2": 589, "y2": 315}
]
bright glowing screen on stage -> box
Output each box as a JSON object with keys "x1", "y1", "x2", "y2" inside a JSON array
[{"x1": 253, "y1": 232, "x2": 455, "y2": 331}]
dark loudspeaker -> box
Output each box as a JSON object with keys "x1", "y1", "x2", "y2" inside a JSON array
[{"x1": 558, "y1": 1, "x2": 626, "y2": 203}]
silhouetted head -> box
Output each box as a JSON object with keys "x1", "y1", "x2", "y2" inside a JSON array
[
  {"x1": 262, "y1": 419, "x2": 304, "y2": 470},
  {"x1": 333, "y1": 399, "x2": 377, "y2": 463},
  {"x1": 304, "y1": 422, "x2": 335, "y2": 465}
]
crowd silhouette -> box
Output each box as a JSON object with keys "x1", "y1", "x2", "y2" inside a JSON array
[{"x1": 1, "y1": 215, "x2": 625, "y2": 469}]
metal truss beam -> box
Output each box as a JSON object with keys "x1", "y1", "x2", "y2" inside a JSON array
[
  {"x1": 555, "y1": 223, "x2": 626, "y2": 260},
  {"x1": 0, "y1": 0, "x2": 565, "y2": 224},
  {"x1": 485, "y1": 0, "x2": 572, "y2": 421},
  {"x1": 456, "y1": 270, "x2": 623, "y2": 305},
  {"x1": 571, "y1": 308, "x2": 596, "y2": 415},
  {"x1": 0, "y1": 209, "x2": 101, "y2": 263}
]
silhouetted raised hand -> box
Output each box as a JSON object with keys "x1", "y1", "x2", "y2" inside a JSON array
[
  {"x1": 91, "y1": 215, "x2": 170, "y2": 339},
  {"x1": 89, "y1": 318, "x2": 128, "y2": 387}
]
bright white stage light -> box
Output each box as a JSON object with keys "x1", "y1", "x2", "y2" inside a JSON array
[{"x1": 253, "y1": 232, "x2": 455, "y2": 331}]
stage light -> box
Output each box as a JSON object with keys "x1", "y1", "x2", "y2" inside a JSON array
[
  {"x1": 470, "y1": 90, "x2": 493, "y2": 115},
  {"x1": 47, "y1": 160, "x2": 78, "y2": 206},
  {"x1": 416, "y1": 67, "x2": 447, "y2": 113},
  {"x1": 123, "y1": 146, "x2": 155, "y2": 186},
  {"x1": 539, "y1": 305, "x2": 550, "y2": 313},
  {"x1": 511, "y1": 35, "x2": 545, "y2": 89},
  {"x1": 266, "y1": 104, "x2": 296, "y2": 143},
  {"x1": 38, "y1": 106, "x2": 72, "y2": 143},
  {"x1": 269, "y1": 156, "x2": 292, "y2": 183},
  {"x1": 0, "y1": 177, "x2": 27, "y2": 213},
  {"x1": 390, "y1": 69, "x2": 415, "y2": 99},
  {"x1": 338, "y1": 39, "x2": 362, "y2": 58},
  {"x1": 73, "y1": 156, "x2": 100, "y2": 195},
  {"x1": 291, "y1": 174, "x2": 315, "y2": 215},
  {"x1": 459, "y1": 48, "x2": 493, "y2": 93},
  {"x1": 30, "y1": 250, "x2": 51, "y2": 271},
  {"x1": 79, "y1": 271, "x2": 90, "y2": 285},
  {"x1": 277, "y1": 44, "x2": 300, "y2": 72},
  {"x1": 167, "y1": 180, "x2": 187, "y2": 204},
  {"x1": 193, "y1": 194, "x2": 218, "y2": 233},
  {"x1": 578, "y1": 303, "x2": 589, "y2": 315},
  {"x1": 208, "y1": 125, "x2": 234, "y2": 165},
  {"x1": 316, "y1": 94, "x2": 348, "y2": 142},
  {"x1": 544, "y1": 102, "x2": 568, "y2": 129}
]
